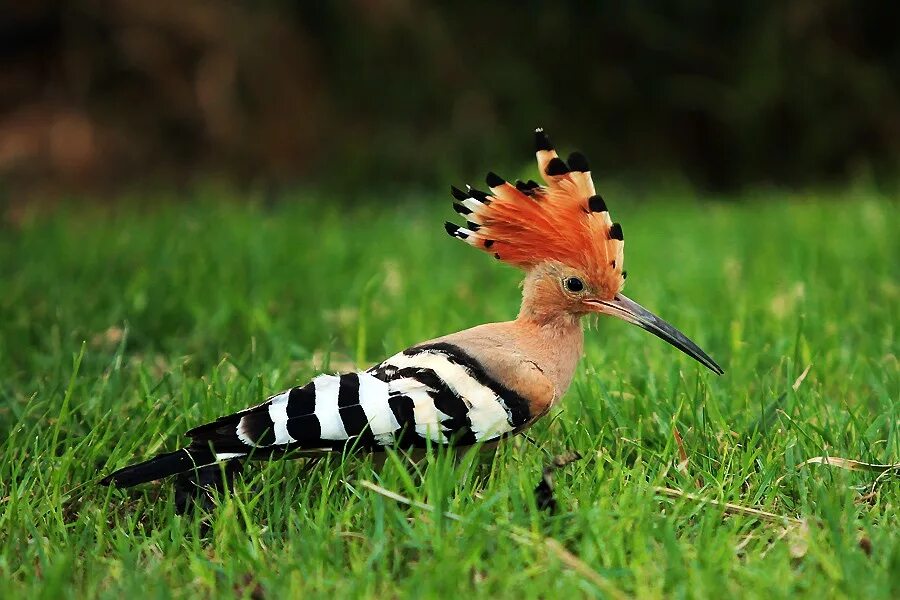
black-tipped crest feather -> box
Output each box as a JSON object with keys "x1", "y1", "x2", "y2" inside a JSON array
[
  {"x1": 588, "y1": 195, "x2": 607, "y2": 213},
  {"x1": 450, "y1": 185, "x2": 469, "y2": 201},
  {"x1": 485, "y1": 172, "x2": 505, "y2": 188},
  {"x1": 609, "y1": 222, "x2": 624, "y2": 240},
  {"x1": 567, "y1": 152, "x2": 590, "y2": 172},
  {"x1": 534, "y1": 128, "x2": 553, "y2": 151},
  {"x1": 453, "y1": 202, "x2": 472, "y2": 215},
  {"x1": 545, "y1": 158, "x2": 570, "y2": 176},
  {"x1": 468, "y1": 187, "x2": 490, "y2": 203}
]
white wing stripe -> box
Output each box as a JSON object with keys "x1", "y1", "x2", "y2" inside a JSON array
[
  {"x1": 267, "y1": 391, "x2": 296, "y2": 445},
  {"x1": 359, "y1": 373, "x2": 400, "y2": 435},
  {"x1": 313, "y1": 375, "x2": 349, "y2": 440},
  {"x1": 357, "y1": 372, "x2": 398, "y2": 440}
]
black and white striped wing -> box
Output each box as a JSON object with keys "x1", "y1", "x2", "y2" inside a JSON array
[
  {"x1": 370, "y1": 342, "x2": 532, "y2": 445},
  {"x1": 100, "y1": 342, "x2": 538, "y2": 487},
  {"x1": 187, "y1": 342, "x2": 532, "y2": 456}
]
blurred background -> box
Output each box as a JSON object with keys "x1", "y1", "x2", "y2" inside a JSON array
[{"x1": 1, "y1": 0, "x2": 898, "y2": 204}]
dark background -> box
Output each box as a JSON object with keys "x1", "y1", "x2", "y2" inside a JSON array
[{"x1": 2, "y1": 0, "x2": 898, "y2": 201}]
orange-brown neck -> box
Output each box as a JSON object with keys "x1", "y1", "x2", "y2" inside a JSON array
[{"x1": 515, "y1": 268, "x2": 585, "y2": 398}]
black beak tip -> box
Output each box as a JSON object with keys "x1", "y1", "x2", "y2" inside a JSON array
[{"x1": 691, "y1": 348, "x2": 724, "y2": 376}]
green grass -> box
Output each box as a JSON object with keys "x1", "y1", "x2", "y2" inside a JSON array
[{"x1": 1, "y1": 188, "x2": 897, "y2": 598}]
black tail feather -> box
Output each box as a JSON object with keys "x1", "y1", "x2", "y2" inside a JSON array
[{"x1": 100, "y1": 447, "x2": 221, "y2": 488}]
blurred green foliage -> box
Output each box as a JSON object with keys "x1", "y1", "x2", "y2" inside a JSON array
[{"x1": 1, "y1": 1, "x2": 898, "y2": 197}]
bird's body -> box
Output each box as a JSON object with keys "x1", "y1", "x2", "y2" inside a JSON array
[
  {"x1": 102, "y1": 314, "x2": 577, "y2": 487},
  {"x1": 101, "y1": 130, "x2": 722, "y2": 489}
]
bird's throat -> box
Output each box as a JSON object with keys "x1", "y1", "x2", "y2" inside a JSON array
[{"x1": 513, "y1": 308, "x2": 585, "y2": 400}]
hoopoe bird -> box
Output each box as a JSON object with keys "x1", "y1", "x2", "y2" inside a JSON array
[{"x1": 101, "y1": 129, "x2": 723, "y2": 488}]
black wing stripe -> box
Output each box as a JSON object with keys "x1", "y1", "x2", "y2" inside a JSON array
[
  {"x1": 330, "y1": 372, "x2": 373, "y2": 441},
  {"x1": 387, "y1": 394, "x2": 426, "y2": 447},
  {"x1": 285, "y1": 413, "x2": 322, "y2": 444},
  {"x1": 339, "y1": 405, "x2": 374, "y2": 442},
  {"x1": 286, "y1": 383, "x2": 316, "y2": 419},
  {"x1": 367, "y1": 363, "x2": 399, "y2": 381},
  {"x1": 387, "y1": 394, "x2": 415, "y2": 424},
  {"x1": 337, "y1": 373, "x2": 360, "y2": 407}
]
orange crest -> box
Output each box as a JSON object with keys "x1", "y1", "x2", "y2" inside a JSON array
[{"x1": 445, "y1": 129, "x2": 626, "y2": 299}]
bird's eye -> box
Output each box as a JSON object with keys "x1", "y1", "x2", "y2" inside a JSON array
[{"x1": 564, "y1": 277, "x2": 584, "y2": 293}]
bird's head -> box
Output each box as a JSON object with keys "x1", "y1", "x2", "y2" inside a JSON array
[{"x1": 445, "y1": 128, "x2": 723, "y2": 375}]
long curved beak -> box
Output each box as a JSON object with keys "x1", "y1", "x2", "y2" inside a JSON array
[{"x1": 585, "y1": 293, "x2": 724, "y2": 375}]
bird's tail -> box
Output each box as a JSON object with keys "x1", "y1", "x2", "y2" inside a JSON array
[{"x1": 100, "y1": 446, "x2": 242, "y2": 488}]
